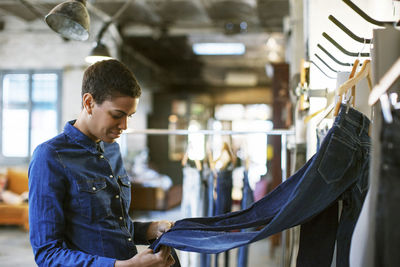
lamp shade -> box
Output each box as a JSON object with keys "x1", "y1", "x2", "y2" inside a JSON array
[
  {"x1": 85, "y1": 42, "x2": 113, "y2": 64},
  {"x1": 45, "y1": 0, "x2": 90, "y2": 41}
]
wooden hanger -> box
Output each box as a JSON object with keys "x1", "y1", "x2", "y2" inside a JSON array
[
  {"x1": 213, "y1": 142, "x2": 235, "y2": 171},
  {"x1": 336, "y1": 59, "x2": 372, "y2": 97},
  {"x1": 304, "y1": 107, "x2": 325, "y2": 124},
  {"x1": 368, "y1": 57, "x2": 400, "y2": 105},
  {"x1": 333, "y1": 59, "x2": 360, "y2": 116},
  {"x1": 314, "y1": 60, "x2": 360, "y2": 127}
]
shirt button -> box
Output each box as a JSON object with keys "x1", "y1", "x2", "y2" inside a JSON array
[
  {"x1": 99, "y1": 155, "x2": 104, "y2": 159},
  {"x1": 109, "y1": 175, "x2": 113, "y2": 178},
  {"x1": 115, "y1": 195, "x2": 120, "y2": 199},
  {"x1": 92, "y1": 187, "x2": 96, "y2": 191},
  {"x1": 128, "y1": 238, "x2": 132, "y2": 242},
  {"x1": 119, "y1": 217, "x2": 123, "y2": 220}
]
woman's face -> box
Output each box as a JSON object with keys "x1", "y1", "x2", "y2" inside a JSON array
[{"x1": 88, "y1": 95, "x2": 139, "y2": 143}]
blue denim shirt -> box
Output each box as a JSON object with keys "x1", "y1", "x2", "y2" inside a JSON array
[{"x1": 28, "y1": 120, "x2": 151, "y2": 267}]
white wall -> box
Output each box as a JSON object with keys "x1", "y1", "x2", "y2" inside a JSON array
[{"x1": 304, "y1": 0, "x2": 400, "y2": 158}]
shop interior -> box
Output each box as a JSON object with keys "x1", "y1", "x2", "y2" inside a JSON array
[{"x1": 0, "y1": 0, "x2": 399, "y2": 266}]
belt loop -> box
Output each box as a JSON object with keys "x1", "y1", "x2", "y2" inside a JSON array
[{"x1": 359, "y1": 115, "x2": 365, "y2": 137}]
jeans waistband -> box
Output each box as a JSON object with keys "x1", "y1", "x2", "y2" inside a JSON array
[{"x1": 334, "y1": 105, "x2": 371, "y2": 142}]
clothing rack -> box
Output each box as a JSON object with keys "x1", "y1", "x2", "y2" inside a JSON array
[
  {"x1": 312, "y1": 0, "x2": 383, "y2": 76},
  {"x1": 125, "y1": 128, "x2": 294, "y2": 136},
  {"x1": 125, "y1": 128, "x2": 295, "y2": 267}
]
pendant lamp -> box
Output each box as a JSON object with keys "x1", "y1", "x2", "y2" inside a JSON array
[
  {"x1": 85, "y1": 42, "x2": 113, "y2": 64},
  {"x1": 45, "y1": 0, "x2": 90, "y2": 41}
]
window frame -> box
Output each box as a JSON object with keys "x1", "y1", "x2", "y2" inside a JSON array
[{"x1": 0, "y1": 69, "x2": 62, "y2": 166}]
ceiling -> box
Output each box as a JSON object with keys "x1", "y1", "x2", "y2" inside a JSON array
[{"x1": 0, "y1": 0, "x2": 289, "y2": 91}]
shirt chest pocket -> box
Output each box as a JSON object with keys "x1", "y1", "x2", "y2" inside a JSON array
[
  {"x1": 118, "y1": 175, "x2": 131, "y2": 209},
  {"x1": 76, "y1": 177, "x2": 112, "y2": 221}
]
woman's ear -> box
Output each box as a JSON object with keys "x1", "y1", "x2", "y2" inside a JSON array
[{"x1": 82, "y1": 93, "x2": 95, "y2": 116}]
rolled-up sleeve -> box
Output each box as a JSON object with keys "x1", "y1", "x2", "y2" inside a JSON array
[
  {"x1": 29, "y1": 144, "x2": 115, "y2": 267},
  {"x1": 133, "y1": 221, "x2": 153, "y2": 245}
]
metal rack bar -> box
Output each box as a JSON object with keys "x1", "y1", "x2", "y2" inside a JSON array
[
  {"x1": 342, "y1": 0, "x2": 398, "y2": 27},
  {"x1": 310, "y1": 61, "x2": 336, "y2": 79},
  {"x1": 315, "y1": 53, "x2": 338, "y2": 73},
  {"x1": 323, "y1": 32, "x2": 370, "y2": 57},
  {"x1": 328, "y1": 15, "x2": 372, "y2": 44},
  {"x1": 124, "y1": 129, "x2": 295, "y2": 136}
]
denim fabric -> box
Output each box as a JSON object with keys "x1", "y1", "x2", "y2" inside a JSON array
[
  {"x1": 215, "y1": 170, "x2": 233, "y2": 216},
  {"x1": 214, "y1": 170, "x2": 233, "y2": 267},
  {"x1": 297, "y1": 124, "x2": 337, "y2": 267},
  {"x1": 375, "y1": 109, "x2": 400, "y2": 267},
  {"x1": 237, "y1": 170, "x2": 254, "y2": 267},
  {"x1": 150, "y1": 106, "x2": 370, "y2": 266},
  {"x1": 29, "y1": 120, "x2": 151, "y2": 267},
  {"x1": 200, "y1": 171, "x2": 216, "y2": 267}
]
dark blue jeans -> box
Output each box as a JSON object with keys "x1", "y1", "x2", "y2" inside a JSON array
[
  {"x1": 214, "y1": 170, "x2": 232, "y2": 267},
  {"x1": 375, "y1": 109, "x2": 400, "y2": 267},
  {"x1": 201, "y1": 170, "x2": 233, "y2": 267},
  {"x1": 237, "y1": 170, "x2": 254, "y2": 267},
  {"x1": 151, "y1": 106, "x2": 370, "y2": 267}
]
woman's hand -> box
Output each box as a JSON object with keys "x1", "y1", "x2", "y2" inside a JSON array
[
  {"x1": 115, "y1": 246, "x2": 175, "y2": 267},
  {"x1": 146, "y1": 220, "x2": 174, "y2": 240}
]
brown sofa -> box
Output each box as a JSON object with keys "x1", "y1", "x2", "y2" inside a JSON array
[{"x1": 0, "y1": 168, "x2": 29, "y2": 231}]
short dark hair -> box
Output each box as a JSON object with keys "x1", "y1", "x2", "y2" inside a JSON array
[{"x1": 82, "y1": 59, "x2": 141, "y2": 104}]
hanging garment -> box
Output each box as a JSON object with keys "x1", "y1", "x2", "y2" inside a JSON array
[
  {"x1": 150, "y1": 106, "x2": 370, "y2": 267},
  {"x1": 200, "y1": 168, "x2": 213, "y2": 267},
  {"x1": 214, "y1": 170, "x2": 233, "y2": 267},
  {"x1": 297, "y1": 123, "x2": 336, "y2": 267},
  {"x1": 374, "y1": 108, "x2": 400, "y2": 267},
  {"x1": 237, "y1": 170, "x2": 254, "y2": 267},
  {"x1": 181, "y1": 166, "x2": 204, "y2": 267}
]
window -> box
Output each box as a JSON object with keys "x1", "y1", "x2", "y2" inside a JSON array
[{"x1": 0, "y1": 70, "x2": 61, "y2": 164}]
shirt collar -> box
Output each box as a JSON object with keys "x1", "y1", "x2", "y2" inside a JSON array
[{"x1": 64, "y1": 120, "x2": 101, "y2": 154}]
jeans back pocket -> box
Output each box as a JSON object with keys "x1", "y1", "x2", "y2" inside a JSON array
[{"x1": 318, "y1": 136, "x2": 356, "y2": 184}]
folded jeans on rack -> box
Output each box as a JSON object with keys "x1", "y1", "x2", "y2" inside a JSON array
[{"x1": 150, "y1": 106, "x2": 370, "y2": 267}]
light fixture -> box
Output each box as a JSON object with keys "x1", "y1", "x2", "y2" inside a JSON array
[
  {"x1": 85, "y1": 42, "x2": 113, "y2": 64},
  {"x1": 45, "y1": 0, "x2": 90, "y2": 41},
  {"x1": 192, "y1": 43, "x2": 246, "y2": 55}
]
